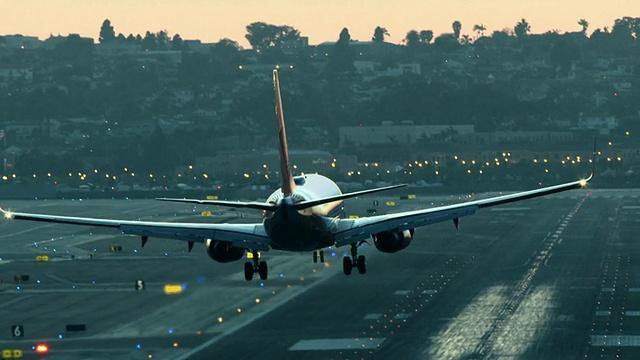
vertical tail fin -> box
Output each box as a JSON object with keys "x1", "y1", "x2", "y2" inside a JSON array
[{"x1": 273, "y1": 70, "x2": 296, "y2": 196}]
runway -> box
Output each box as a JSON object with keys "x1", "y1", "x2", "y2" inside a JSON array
[{"x1": 0, "y1": 189, "x2": 639, "y2": 359}]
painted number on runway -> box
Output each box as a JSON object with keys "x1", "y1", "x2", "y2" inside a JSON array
[{"x1": 11, "y1": 325, "x2": 23, "y2": 338}]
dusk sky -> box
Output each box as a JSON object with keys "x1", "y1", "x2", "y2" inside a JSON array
[{"x1": 2, "y1": 1, "x2": 639, "y2": 47}]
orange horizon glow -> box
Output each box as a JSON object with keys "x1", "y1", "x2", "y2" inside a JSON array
[{"x1": 1, "y1": 1, "x2": 639, "y2": 47}]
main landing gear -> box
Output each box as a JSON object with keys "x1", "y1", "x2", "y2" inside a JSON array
[
  {"x1": 244, "y1": 250, "x2": 268, "y2": 281},
  {"x1": 343, "y1": 243, "x2": 366, "y2": 275},
  {"x1": 312, "y1": 250, "x2": 325, "y2": 263}
]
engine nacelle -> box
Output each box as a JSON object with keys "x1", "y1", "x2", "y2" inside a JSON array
[
  {"x1": 206, "y1": 240, "x2": 245, "y2": 263},
  {"x1": 373, "y1": 229, "x2": 414, "y2": 253}
]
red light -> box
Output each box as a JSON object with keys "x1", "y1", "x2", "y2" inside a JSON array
[{"x1": 35, "y1": 343, "x2": 49, "y2": 354}]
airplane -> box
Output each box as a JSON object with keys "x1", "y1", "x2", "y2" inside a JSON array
[{"x1": 1, "y1": 70, "x2": 593, "y2": 281}]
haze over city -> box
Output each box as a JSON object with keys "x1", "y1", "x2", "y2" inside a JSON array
[{"x1": 2, "y1": 0, "x2": 640, "y2": 46}]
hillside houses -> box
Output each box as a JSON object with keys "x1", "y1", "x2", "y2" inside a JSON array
[{"x1": 0, "y1": 30, "x2": 638, "y2": 186}]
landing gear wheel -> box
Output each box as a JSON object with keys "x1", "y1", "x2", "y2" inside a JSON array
[
  {"x1": 356, "y1": 255, "x2": 366, "y2": 274},
  {"x1": 319, "y1": 250, "x2": 325, "y2": 263},
  {"x1": 313, "y1": 251, "x2": 318, "y2": 263},
  {"x1": 244, "y1": 261, "x2": 254, "y2": 281},
  {"x1": 258, "y1": 261, "x2": 268, "y2": 280},
  {"x1": 343, "y1": 256, "x2": 353, "y2": 275}
]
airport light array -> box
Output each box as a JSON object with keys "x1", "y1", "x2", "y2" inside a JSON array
[{"x1": 0, "y1": 136, "x2": 632, "y2": 186}]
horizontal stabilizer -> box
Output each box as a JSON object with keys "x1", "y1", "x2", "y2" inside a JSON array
[
  {"x1": 157, "y1": 184, "x2": 406, "y2": 212},
  {"x1": 155, "y1": 198, "x2": 278, "y2": 211},
  {"x1": 292, "y1": 184, "x2": 407, "y2": 210}
]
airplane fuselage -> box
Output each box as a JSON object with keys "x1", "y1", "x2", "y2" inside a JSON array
[{"x1": 263, "y1": 173, "x2": 343, "y2": 251}]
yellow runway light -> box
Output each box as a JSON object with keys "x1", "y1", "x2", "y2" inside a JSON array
[
  {"x1": 35, "y1": 255, "x2": 49, "y2": 262},
  {"x1": 201, "y1": 211, "x2": 212, "y2": 217},
  {"x1": 246, "y1": 252, "x2": 261, "y2": 259},
  {"x1": 163, "y1": 284, "x2": 183, "y2": 295}
]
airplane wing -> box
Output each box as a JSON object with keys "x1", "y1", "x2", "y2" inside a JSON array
[
  {"x1": 332, "y1": 176, "x2": 591, "y2": 247},
  {"x1": 1, "y1": 210, "x2": 270, "y2": 251}
]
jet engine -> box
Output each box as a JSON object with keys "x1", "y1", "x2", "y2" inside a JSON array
[
  {"x1": 373, "y1": 229, "x2": 414, "y2": 253},
  {"x1": 206, "y1": 240, "x2": 245, "y2": 263}
]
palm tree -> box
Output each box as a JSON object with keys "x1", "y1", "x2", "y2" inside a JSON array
[
  {"x1": 460, "y1": 34, "x2": 472, "y2": 45},
  {"x1": 452, "y1": 20, "x2": 462, "y2": 39},
  {"x1": 473, "y1": 24, "x2": 486, "y2": 39},
  {"x1": 514, "y1": 18, "x2": 531, "y2": 38},
  {"x1": 578, "y1": 19, "x2": 589, "y2": 34}
]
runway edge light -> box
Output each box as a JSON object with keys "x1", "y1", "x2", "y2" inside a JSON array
[{"x1": 35, "y1": 343, "x2": 49, "y2": 354}]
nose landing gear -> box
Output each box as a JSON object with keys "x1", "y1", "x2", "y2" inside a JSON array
[{"x1": 312, "y1": 250, "x2": 325, "y2": 263}]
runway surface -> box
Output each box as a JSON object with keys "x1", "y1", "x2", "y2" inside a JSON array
[{"x1": 0, "y1": 188, "x2": 638, "y2": 359}]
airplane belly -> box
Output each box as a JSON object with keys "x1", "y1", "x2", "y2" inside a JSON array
[{"x1": 264, "y1": 212, "x2": 333, "y2": 251}]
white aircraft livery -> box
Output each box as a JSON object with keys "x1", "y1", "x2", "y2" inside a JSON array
[{"x1": 1, "y1": 70, "x2": 593, "y2": 281}]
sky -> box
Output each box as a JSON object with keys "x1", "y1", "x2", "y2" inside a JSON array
[{"x1": 1, "y1": 1, "x2": 639, "y2": 47}]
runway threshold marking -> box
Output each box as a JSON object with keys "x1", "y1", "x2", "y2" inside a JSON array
[
  {"x1": 591, "y1": 335, "x2": 640, "y2": 346},
  {"x1": 289, "y1": 338, "x2": 385, "y2": 351}
]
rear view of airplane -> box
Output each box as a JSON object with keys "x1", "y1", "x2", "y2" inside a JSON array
[{"x1": 1, "y1": 70, "x2": 593, "y2": 281}]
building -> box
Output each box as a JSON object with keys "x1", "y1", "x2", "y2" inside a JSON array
[{"x1": 339, "y1": 124, "x2": 475, "y2": 147}]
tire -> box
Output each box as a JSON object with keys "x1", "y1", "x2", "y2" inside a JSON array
[
  {"x1": 343, "y1": 256, "x2": 353, "y2": 275},
  {"x1": 244, "y1": 261, "x2": 254, "y2": 281},
  {"x1": 357, "y1": 255, "x2": 366, "y2": 274},
  {"x1": 319, "y1": 251, "x2": 325, "y2": 263},
  {"x1": 313, "y1": 251, "x2": 318, "y2": 263},
  {"x1": 258, "y1": 261, "x2": 268, "y2": 280}
]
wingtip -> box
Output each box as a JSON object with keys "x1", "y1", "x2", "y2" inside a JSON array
[{"x1": 1, "y1": 207, "x2": 13, "y2": 219}]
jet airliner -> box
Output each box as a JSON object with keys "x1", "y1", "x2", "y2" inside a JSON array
[{"x1": 1, "y1": 70, "x2": 593, "y2": 281}]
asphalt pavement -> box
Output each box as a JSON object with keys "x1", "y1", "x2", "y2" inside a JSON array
[{"x1": 0, "y1": 189, "x2": 638, "y2": 360}]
